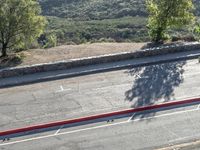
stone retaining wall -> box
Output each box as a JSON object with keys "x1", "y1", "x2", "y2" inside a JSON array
[{"x1": 1, "y1": 42, "x2": 200, "y2": 78}]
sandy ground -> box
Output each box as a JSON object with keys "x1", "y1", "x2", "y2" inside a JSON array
[{"x1": 21, "y1": 42, "x2": 146, "y2": 66}]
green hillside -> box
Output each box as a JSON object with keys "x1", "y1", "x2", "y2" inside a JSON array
[
  {"x1": 46, "y1": 16, "x2": 148, "y2": 44},
  {"x1": 38, "y1": 0, "x2": 200, "y2": 45},
  {"x1": 39, "y1": 0, "x2": 200, "y2": 20},
  {"x1": 39, "y1": 0, "x2": 147, "y2": 20}
]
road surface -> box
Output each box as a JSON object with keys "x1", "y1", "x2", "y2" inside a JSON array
[
  {"x1": 1, "y1": 103, "x2": 200, "y2": 150},
  {"x1": 1, "y1": 58, "x2": 200, "y2": 131}
]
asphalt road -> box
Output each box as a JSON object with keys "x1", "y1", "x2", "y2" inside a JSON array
[
  {"x1": 1, "y1": 58, "x2": 200, "y2": 131},
  {"x1": 1, "y1": 103, "x2": 200, "y2": 150}
]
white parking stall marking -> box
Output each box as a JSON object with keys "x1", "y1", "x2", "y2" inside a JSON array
[
  {"x1": 1, "y1": 105, "x2": 200, "y2": 147},
  {"x1": 128, "y1": 113, "x2": 135, "y2": 122},
  {"x1": 54, "y1": 126, "x2": 63, "y2": 135},
  {"x1": 0, "y1": 121, "x2": 129, "y2": 147},
  {"x1": 135, "y1": 74, "x2": 148, "y2": 79},
  {"x1": 197, "y1": 104, "x2": 200, "y2": 110},
  {"x1": 136, "y1": 74, "x2": 141, "y2": 78},
  {"x1": 60, "y1": 86, "x2": 64, "y2": 91},
  {"x1": 56, "y1": 85, "x2": 71, "y2": 93}
]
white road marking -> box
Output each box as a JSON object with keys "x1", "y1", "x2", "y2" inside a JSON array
[
  {"x1": 0, "y1": 121, "x2": 129, "y2": 146},
  {"x1": 54, "y1": 126, "x2": 63, "y2": 135},
  {"x1": 0, "y1": 105, "x2": 200, "y2": 147},
  {"x1": 128, "y1": 113, "x2": 135, "y2": 122},
  {"x1": 56, "y1": 85, "x2": 71, "y2": 93},
  {"x1": 60, "y1": 86, "x2": 64, "y2": 91},
  {"x1": 135, "y1": 74, "x2": 148, "y2": 79},
  {"x1": 197, "y1": 104, "x2": 200, "y2": 110},
  {"x1": 131, "y1": 107, "x2": 199, "y2": 122},
  {"x1": 136, "y1": 74, "x2": 141, "y2": 78}
]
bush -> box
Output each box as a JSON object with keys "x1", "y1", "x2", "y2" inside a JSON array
[
  {"x1": 46, "y1": 16, "x2": 148, "y2": 44},
  {"x1": 38, "y1": 34, "x2": 57, "y2": 49},
  {"x1": 44, "y1": 34, "x2": 57, "y2": 48},
  {"x1": 13, "y1": 53, "x2": 25, "y2": 62}
]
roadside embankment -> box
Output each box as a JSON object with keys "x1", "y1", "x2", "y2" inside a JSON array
[{"x1": 0, "y1": 42, "x2": 200, "y2": 79}]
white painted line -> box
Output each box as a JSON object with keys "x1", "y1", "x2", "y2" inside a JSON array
[
  {"x1": 60, "y1": 86, "x2": 64, "y2": 91},
  {"x1": 54, "y1": 126, "x2": 63, "y2": 135},
  {"x1": 0, "y1": 121, "x2": 129, "y2": 146},
  {"x1": 55, "y1": 85, "x2": 71, "y2": 93},
  {"x1": 1, "y1": 106, "x2": 200, "y2": 147},
  {"x1": 197, "y1": 104, "x2": 200, "y2": 110},
  {"x1": 132, "y1": 107, "x2": 199, "y2": 122},
  {"x1": 128, "y1": 113, "x2": 135, "y2": 122},
  {"x1": 135, "y1": 74, "x2": 148, "y2": 79},
  {"x1": 136, "y1": 74, "x2": 141, "y2": 78}
]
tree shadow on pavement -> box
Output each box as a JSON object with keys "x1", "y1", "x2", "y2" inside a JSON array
[{"x1": 125, "y1": 61, "x2": 186, "y2": 121}]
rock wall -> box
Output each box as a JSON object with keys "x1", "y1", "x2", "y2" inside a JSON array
[{"x1": 0, "y1": 42, "x2": 200, "y2": 78}]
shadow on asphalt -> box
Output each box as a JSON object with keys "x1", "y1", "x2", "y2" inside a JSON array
[
  {"x1": 0, "y1": 60, "x2": 192, "y2": 141},
  {"x1": 124, "y1": 60, "x2": 186, "y2": 120}
]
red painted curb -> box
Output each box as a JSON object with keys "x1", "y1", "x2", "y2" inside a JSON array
[{"x1": 1, "y1": 97, "x2": 200, "y2": 137}]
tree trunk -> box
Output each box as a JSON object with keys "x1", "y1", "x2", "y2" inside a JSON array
[
  {"x1": 155, "y1": 28, "x2": 163, "y2": 43},
  {"x1": 1, "y1": 44, "x2": 7, "y2": 57}
]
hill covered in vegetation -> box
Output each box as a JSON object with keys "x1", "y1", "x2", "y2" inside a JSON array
[
  {"x1": 39, "y1": 0, "x2": 200, "y2": 20},
  {"x1": 39, "y1": 0, "x2": 147, "y2": 20},
  {"x1": 38, "y1": 0, "x2": 200, "y2": 45}
]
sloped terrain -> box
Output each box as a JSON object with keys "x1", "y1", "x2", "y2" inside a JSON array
[
  {"x1": 39, "y1": 0, "x2": 200, "y2": 20},
  {"x1": 38, "y1": 0, "x2": 200, "y2": 44}
]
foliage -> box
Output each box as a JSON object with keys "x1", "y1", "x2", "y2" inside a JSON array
[
  {"x1": 38, "y1": 0, "x2": 200, "y2": 45},
  {"x1": 0, "y1": 0, "x2": 199, "y2": 55},
  {"x1": 40, "y1": 33, "x2": 57, "y2": 48},
  {"x1": 194, "y1": 25, "x2": 200, "y2": 34},
  {"x1": 0, "y1": 0, "x2": 46, "y2": 57},
  {"x1": 45, "y1": 16, "x2": 149, "y2": 44},
  {"x1": 0, "y1": 53, "x2": 25, "y2": 68},
  {"x1": 39, "y1": 0, "x2": 200, "y2": 21},
  {"x1": 39, "y1": 0, "x2": 148, "y2": 20},
  {"x1": 146, "y1": 0, "x2": 195, "y2": 42}
]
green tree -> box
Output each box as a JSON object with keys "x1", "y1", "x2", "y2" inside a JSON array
[
  {"x1": 43, "y1": 34, "x2": 57, "y2": 48},
  {"x1": 146, "y1": 0, "x2": 195, "y2": 43},
  {"x1": 194, "y1": 20, "x2": 200, "y2": 34},
  {"x1": 0, "y1": 0, "x2": 46, "y2": 57}
]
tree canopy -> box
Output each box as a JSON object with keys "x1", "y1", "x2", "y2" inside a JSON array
[
  {"x1": 0, "y1": 0, "x2": 46, "y2": 57},
  {"x1": 146, "y1": 0, "x2": 195, "y2": 42}
]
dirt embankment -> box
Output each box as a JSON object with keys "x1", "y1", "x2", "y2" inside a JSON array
[{"x1": 0, "y1": 43, "x2": 146, "y2": 68}]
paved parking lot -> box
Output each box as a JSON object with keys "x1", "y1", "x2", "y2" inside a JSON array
[
  {"x1": 1, "y1": 58, "x2": 200, "y2": 131},
  {"x1": 1, "y1": 103, "x2": 200, "y2": 150}
]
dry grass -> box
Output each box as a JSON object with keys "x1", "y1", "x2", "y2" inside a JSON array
[{"x1": 17, "y1": 42, "x2": 146, "y2": 66}]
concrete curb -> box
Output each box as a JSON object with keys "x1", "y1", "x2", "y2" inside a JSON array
[
  {"x1": 1, "y1": 50, "x2": 200, "y2": 89},
  {"x1": 1, "y1": 97, "x2": 200, "y2": 137}
]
